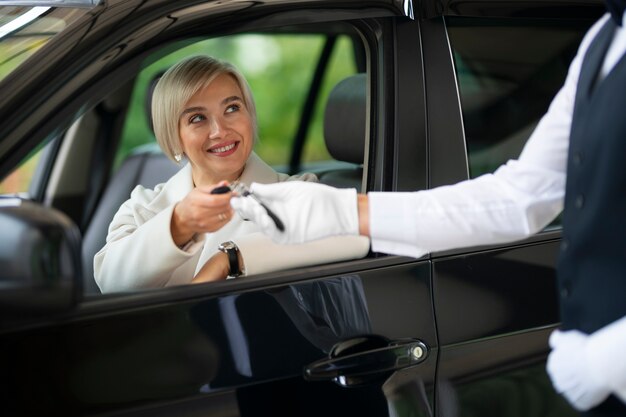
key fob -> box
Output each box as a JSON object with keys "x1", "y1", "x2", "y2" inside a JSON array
[{"x1": 211, "y1": 185, "x2": 231, "y2": 195}]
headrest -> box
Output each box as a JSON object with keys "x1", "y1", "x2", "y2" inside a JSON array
[{"x1": 323, "y1": 73, "x2": 366, "y2": 164}]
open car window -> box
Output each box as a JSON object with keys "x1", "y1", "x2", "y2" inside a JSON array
[
  {"x1": 28, "y1": 22, "x2": 372, "y2": 297},
  {"x1": 116, "y1": 32, "x2": 360, "y2": 173}
]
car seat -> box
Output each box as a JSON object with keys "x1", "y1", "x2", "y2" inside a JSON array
[
  {"x1": 318, "y1": 73, "x2": 366, "y2": 191},
  {"x1": 80, "y1": 73, "x2": 368, "y2": 294},
  {"x1": 81, "y1": 145, "x2": 180, "y2": 294},
  {"x1": 80, "y1": 73, "x2": 178, "y2": 294}
]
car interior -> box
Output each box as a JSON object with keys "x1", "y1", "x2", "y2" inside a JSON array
[
  {"x1": 1, "y1": 14, "x2": 599, "y2": 298},
  {"x1": 80, "y1": 70, "x2": 367, "y2": 294},
  {"x1": 1, "y1": 23, "x2": 371, "y2": 295}
]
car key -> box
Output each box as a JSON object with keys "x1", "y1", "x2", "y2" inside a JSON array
[
  {"x1": 210, "y1": 185, "x2": 232, "y2": 194},
  {"x1": 231, "y1": 183, "x2": 285, "y2": 232}
]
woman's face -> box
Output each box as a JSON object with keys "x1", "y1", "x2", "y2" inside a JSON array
[{"x1": 178, "y1": 73, "x2": 254, "y2": 186}]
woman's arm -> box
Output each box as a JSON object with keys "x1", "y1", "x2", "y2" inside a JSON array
[
  {"x1": 192, "y1": 250, "x2": 242, "y2": 283},
  {"x1": 95, "y1": 182, "x2": 234, "y2": 292},
  {"x1": 94, "y1": 201, "x2": 204, "y2": 292},
  {"x1": 193, "y1": 232, "x2": 370, "y2": 283}
]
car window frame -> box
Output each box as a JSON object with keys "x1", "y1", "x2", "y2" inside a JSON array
[
  {"x1": 421, "y1": 12, "x2": 602, "y2": 259},
  {"x1": 0, "y1": 7, "x2": 415, "y2": 306},
  {"x1": 78, "y1": 18, "x2": 397, "y2": 302}
]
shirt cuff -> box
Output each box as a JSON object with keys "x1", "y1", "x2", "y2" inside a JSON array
[
  {"x1": 157, "y1": 204, "x2": 203, "y2": 255},
  {"x1": 177, "y1": 234, "x2": 204, "y2": 253},
  {"x1": 368, "y1": 192, "x2": 428, "y2": 258}
]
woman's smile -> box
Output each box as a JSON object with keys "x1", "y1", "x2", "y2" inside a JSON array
[
  {"x1": 179, "y1": 73, "x2": 254, "y2": 186},
  {"x1": 208, "y1": 141, "x2": 239, "y2": 156}
]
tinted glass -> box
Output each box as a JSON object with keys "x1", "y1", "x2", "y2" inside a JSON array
[
  {"x1": 0, "y1": 147, "x2": 41, "y2": 194},
  {"x1": 0, "y1": 6, "x2": 87, "y2": 82},
  {"x1": 0, "y1": 139, "x2": 51, "y2": 196},
  {"x1": 447, "y1": 18, "x2": 592, "y2": 178}
]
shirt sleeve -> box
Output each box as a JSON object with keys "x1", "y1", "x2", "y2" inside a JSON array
[
  {"x1": 368, "y1": 15, "x2": 610, "y2": 259},
  {"x1": 233, "y1": 233, "x2": 370, "y2": 276},
  {"x1": 93, "y1": 187, "x2": 204, "y2": 292}
]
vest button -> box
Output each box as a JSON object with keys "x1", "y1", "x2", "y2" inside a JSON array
[
  {"x1": 572, "y1": 152, "x2": 582, "y2": 165},
  {"x1": 574, "y1": 195, "x2": 584, "y2": 209},
  {"x1": 560, "y1": 284, "x2": 570, "y2": 298},
  {"x1": 561, "y1": 239, "x2": 569, "y2": 251}
]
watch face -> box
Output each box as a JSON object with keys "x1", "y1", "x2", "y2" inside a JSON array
[{"x1": 220, "y1": 241, "x2": 237, "y2": 251}]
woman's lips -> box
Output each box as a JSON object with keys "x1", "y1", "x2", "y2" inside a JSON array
[{"x1": 208, "y1": 141, "x2": 239, "y2": 157}]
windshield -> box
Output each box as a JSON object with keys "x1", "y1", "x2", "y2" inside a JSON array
[{"x1": 0, "y1": 5, "x2": 89, "y2": 82}]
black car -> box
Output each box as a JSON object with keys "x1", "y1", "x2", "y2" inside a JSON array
[{"x1": 0, "y1": 0, "x2": 605, "y2": 415}]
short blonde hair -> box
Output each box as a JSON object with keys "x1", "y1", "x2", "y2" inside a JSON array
[{"x1": 151, "y1": 55, "x2": 258, "y2": 162}]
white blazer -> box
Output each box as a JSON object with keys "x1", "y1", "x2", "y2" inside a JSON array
[{"x1": 94, "y1": 152, "x2": 370, "y2": 292}]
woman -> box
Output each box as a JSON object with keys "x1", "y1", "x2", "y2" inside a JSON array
[{"x1": 94, "y1": 55, "x2": 369, "y2": 292}]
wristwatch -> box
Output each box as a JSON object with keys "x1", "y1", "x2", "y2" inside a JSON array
[{"x1": 218, "y1": 241, "x2": 242, "y2": 278}]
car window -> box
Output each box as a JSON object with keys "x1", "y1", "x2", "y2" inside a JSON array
[
  {"x1": 447, "y1": 18, "x2": 594, "y2": 230},
  {"x1": 0, "y1": 140, "x2": 49, "y2": 196},
  {"x1": 446, "y1": 18, "x2": 590, "y2": 179},
  {"x1": 74, "y1": 23, "x2": 369, "y2": 296},
  {"x1": 0, "y1": 147, "x2": 40, "y2": 195},
  {"x1": 0, "y1": 5, "x2": 88, "y2": 82},
  {"x1": 115, "y1": 33, "x2": 357, "y2": 172}
]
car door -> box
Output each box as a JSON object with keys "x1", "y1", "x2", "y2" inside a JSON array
[
  {"x1": 0, "y1": 1, "x2": 437, "y2": 416},
  {"x1": 416, "y1": 2, "x2": 605, "y2": 416}
]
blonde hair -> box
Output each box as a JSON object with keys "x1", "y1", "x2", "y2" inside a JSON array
[{"x1": 151, "y1": 55, "x2": 258, "y2": 162}]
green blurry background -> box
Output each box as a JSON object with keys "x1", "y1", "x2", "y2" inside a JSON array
[
  {"x1": 0, "y1": 33, "x2": 357, "y2": 193},
  {"x1": 116, "y1": 34, "x2": 357, "y2": 170}
]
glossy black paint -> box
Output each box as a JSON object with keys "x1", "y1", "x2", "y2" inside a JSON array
[
  {"x1": 420, "y1": 15, "x2": 469, "y2": 188},
  {"x1": 433, "y1": 241, "x2": 562, "y2": 345},
  {"x1": 0, "y1": 0, "x2": 407, "y2": 178},
  {"x1": 0, "y1": 0, "x2": 609, "y2": 416},
  {"x1": 392, "y1": 17, "x2": 429, "y2": 192},
  {"x1": 420, "y1": 0, "x2": 604, "y2": 18},
  {"x1": 0, "y1": 199, "x2": 81, "y2": 318},
  {"x1": 1, "y1": 263, "x2": 434, "y2": 415},
  {"x1": 435, "y1": 329, "x2": 578, "y2": 416}
]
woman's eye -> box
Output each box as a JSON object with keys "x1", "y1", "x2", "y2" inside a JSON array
[
  {"x1": 189, "y1": 114, "x2": 205, "y2": 124},
  {"x1": 225, "y1": 104, "x2": 240, "y2": 114}
]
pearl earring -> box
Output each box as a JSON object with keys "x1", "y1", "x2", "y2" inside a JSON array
[{"x1": 174, "y1": 154, "x2": 182, "y2": 162}]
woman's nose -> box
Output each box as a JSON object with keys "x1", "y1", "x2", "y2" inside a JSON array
[{"x1": 208, "y1": 117, "x2": 223, "y2": 138}]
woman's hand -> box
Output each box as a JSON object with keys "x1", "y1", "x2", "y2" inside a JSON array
[
  {"x1": 171, "y1": 182, "x2": 234, "y2": 247},
  {"x1": 192, "y1": 252, "x2": 230, "y2": 283}
]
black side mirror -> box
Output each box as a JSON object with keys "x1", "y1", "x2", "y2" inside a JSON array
[{"x1": 0, "y1": 197, "x2": 81, "y2": 319}]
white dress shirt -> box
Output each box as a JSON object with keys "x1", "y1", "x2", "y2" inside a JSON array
[
  {"x1": 369, "y1": 13, "x2": 626, "y2": 259},
  {"x1": 369, "y1": 12, "x2": 626, "y2": 405}
]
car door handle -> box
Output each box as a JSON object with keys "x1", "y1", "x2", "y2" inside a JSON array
[{"x1": 304, "y1": 336, "x2": 428, "y2": 386}]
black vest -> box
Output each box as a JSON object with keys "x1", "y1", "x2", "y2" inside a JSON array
[
  {"x1": 557, "y1": 19, "x2": 626, "y2": 415},
  {"x1": 558, "y1": 18, "x2": 626, "y2": 333}
]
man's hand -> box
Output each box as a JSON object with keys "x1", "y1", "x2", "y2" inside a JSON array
[
  {"x1": 547, "y1": 329, "x2": 611, "y2": 411},
  {"x1": 230, "y1": 181, "x2": 359, "y2": 244}
]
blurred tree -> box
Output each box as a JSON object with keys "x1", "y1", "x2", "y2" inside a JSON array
[{"x1": 116, "y1": 34, "x2": 356, "y2": 170}]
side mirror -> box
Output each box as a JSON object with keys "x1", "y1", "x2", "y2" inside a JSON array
[{"x1": 0, "y1": 197, "x2": 81, "y2": 319}]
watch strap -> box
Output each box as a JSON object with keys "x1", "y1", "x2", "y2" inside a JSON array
[{"x1": 219, "y1": 241, "x2": 241, "y2": 277}]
